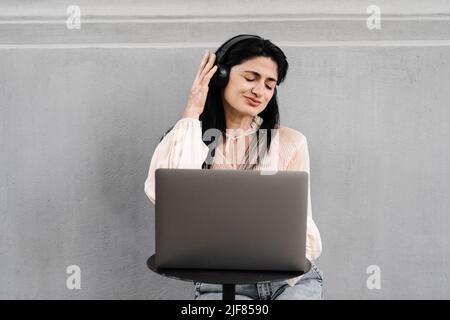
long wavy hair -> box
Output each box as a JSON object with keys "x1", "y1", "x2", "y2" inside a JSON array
[{"x1": 159, "y1": 34, "x2": 289, "y2": 170}]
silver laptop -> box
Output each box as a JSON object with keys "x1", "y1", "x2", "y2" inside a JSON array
[{"x1": 154, "y1": 168, "x2": 309, "y2": 272}]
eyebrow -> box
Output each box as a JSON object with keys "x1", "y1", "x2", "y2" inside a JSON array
[{"x1": 242, "y1": 70, "x2": 278, "y2": 83}]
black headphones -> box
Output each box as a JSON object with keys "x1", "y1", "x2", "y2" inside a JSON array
[{"x1": 209, "y1": 34, "x2": 263, "y2": 89}]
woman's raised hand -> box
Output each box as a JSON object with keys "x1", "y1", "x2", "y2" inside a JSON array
[{"x1": 182, "y1": 49, "x2": 218, "y2": 119}]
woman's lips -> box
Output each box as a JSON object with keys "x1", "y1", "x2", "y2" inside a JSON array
[{"x1": 244, "y1": 96, "x2": 261, "y2": 107}]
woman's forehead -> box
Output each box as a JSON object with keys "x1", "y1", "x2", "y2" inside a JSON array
[{"x1": 234, "y1": 57, "x2": 278, "y2": 80}]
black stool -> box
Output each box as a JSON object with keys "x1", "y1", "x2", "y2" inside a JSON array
[{"x1": 147, "y1": 254, "x2": 310, "y2": 300}]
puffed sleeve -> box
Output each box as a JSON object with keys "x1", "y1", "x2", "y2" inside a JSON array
[
  {"x1": 144, "y1": 117, "x2": 210, "y2": 205},
  {"x1": 285, "y1": 135, "x2": 323, "y2": 262}
]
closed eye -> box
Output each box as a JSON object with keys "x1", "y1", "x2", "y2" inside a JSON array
[{"x1": 244, "y1": 77, "x2": 274, "y2": 90}]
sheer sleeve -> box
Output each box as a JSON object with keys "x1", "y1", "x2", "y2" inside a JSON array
[
  {"x1": 285, "y1": 136, "x2": 323, "y2": 262},
  {"x1": 144, "y1": 117, "x2": 210, "y2": 205}
]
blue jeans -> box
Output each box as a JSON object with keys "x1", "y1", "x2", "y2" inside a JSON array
[{"x1": 193, "y1": 262, "x2": 324, "y2": 300}]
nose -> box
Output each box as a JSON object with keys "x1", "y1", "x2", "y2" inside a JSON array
[{"x1": 251, "y1": 82, "x2": 264, "y2": 97}]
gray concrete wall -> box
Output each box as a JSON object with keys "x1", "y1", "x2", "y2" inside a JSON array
[{"x1": 1, "y1": 0, "x2": 449, "y2": 299}]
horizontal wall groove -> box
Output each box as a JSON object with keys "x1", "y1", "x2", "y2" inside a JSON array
[
  {"x1": 2, "y1": 40, "x2": 450, "y2": 50},
  {"x1": 2, "y1": 13, "x2": 450, "y2": 23},
  {"x1": 1, "y1": 1, "x2": 449, "y2": 45},
  {"x1": 1, "y1": 20, "x2": 450, "y2": 45}
]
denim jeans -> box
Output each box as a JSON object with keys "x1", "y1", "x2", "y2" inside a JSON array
[{"x1": 193, "y1": 262, "x2": 324, "y2": 300}]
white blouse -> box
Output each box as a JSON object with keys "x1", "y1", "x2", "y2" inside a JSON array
[{"x1": 144, "y1": 115, "x2": 322, "y2": 287}]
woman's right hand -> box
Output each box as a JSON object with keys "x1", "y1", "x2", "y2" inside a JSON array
[{"x1": 182, "y1": 49, "x2": 218, "y2": 119}]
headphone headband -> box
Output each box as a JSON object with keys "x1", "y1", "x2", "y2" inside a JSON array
[
  {"x1": 210, "y1": 34, "x2": 266, "y2": 89},
  {"x1": 215, "y1": 34, "x2": 262, "y2": 64}
]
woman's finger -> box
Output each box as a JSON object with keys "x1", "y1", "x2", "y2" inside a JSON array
[
  {"x1": 199, "y1": 52, "x2": 216, "y2": 82},
  {"x1": 202, "y1": 65, "x2": 218, "y2": 85},
  {"x1": 194, "y1": 50, "x2": 210, "y2": 82}
]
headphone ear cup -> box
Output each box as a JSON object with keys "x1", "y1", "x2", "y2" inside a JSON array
[{"x1": 210, "y1": 64, "x2": 229, "y2": 88}]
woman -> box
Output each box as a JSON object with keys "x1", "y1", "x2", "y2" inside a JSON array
[{"x1": 144, "y1": 34, "x2": 323, "y2": 300}]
